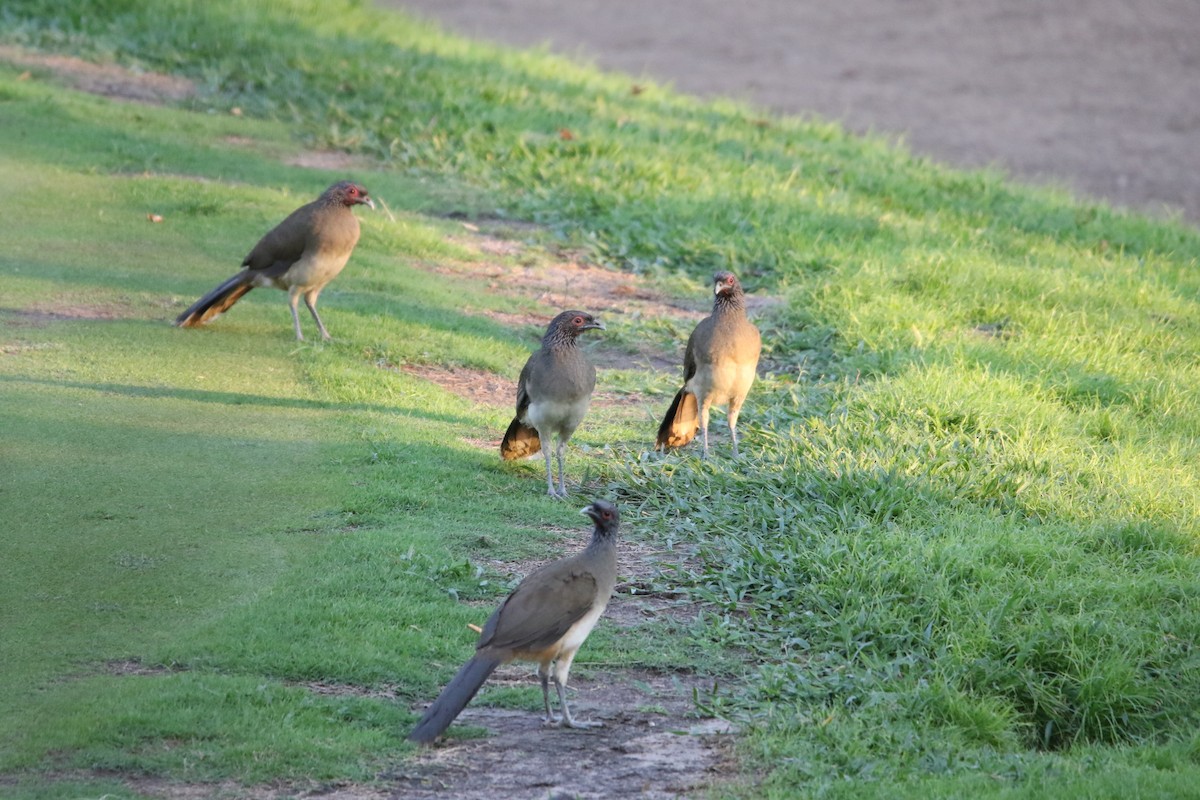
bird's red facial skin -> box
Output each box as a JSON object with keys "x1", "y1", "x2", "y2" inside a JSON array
[{"x1": 340, "y1": 184, "x2": 370, "y2": 206}]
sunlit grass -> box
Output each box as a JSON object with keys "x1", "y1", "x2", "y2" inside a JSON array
[{"x1": 2, "y1": 0, "x2": 1200, "y2": 797}]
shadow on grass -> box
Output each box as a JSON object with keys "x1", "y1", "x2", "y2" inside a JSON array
[{"x1": 0, "y1": 374, "x2": 476, "y2": 426}]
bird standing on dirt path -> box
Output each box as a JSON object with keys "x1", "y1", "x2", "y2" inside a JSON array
[
  {"x1": 656, "y1": 271, "x2": 761, "y2": 457},
  {"x1": 174, "y1": 180, "x2": 374, "y2": 340},
  {"x1": 501, "y1": 310, "x2": 605, "y2": 498},
  {"x1": 407, "y1": 499, "x2": 621, "y2": 745}
]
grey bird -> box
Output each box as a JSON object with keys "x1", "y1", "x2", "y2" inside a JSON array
[
  {"x1": 175, "y1": 180, "x2": 374, "y2": 340},
  {"x1": 407, "y1": 499, "x2": 621, "y2": 744},
  {"x1": 656, "y1": 271, "x2": 761, "y2": 457},
  {"x1": 501, "y1": 310, "x2": 605, "y2": 497}
]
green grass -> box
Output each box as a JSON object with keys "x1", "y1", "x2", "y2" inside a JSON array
[
  {"x1": 2, "y1": 0, "x2": 1200, "y2": 797},
  {"x1": 0, "y1": 31, "x2": 715, "y2": 796}
]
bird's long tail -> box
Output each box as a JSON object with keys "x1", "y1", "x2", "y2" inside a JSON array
[
  {"x1": 175, "y1": 272, "x2": 253, "y2": 328},
  {"x1": 407, "y1": 654, "x2": 502, "y2": 744},
  {"x1": 500, "y1": 417, "x2": 542, "y2": 460},
  {"x1": 655, "y1": 389, "x2": 699, "y2": 450}
]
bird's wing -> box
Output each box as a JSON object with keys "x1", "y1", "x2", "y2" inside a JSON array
[
  {"x1": 242, "y1": 202, "x2": 316, "y2": 273},
  {"x1": 480, "y1": 562, "x2": 599, "y2": 654},
  {"x1": 682, "y1": 315, "x2": 715, "y2": 383},
  {"x1": 513, "y1": 353, "x2": 538, "y2": 418}
]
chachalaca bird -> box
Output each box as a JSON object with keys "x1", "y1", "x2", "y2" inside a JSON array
[
  {"x1": 174, "y1": 180, "x2": 374, "y2": 340},
  {"x1": 500, "y1": 311, "x2": 605, "y2": 498},
  {"x1": 407, "y1": 499, "x2": 621, "y2": 744},
  {"x1": 656, "y1": 270, "x2": 761, "y2": 457}
]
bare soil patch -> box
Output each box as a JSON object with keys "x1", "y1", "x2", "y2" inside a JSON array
[
  {"x1": 0, "y1": 302, "x2": 135, "y2": 327},
  {"x1": 0, "y1": 47, "x2": 367, "y2": 177},
  {"x1": 105, "y1": 659, "x2": 176, "y2": 678},
  {"x1": 399, "y1": 363, "x2": 514, "y2": 409},
  {"x1": 98, "y1": 776, "x2": 393, "y2": 800},
  {"x1": 283, "y1": 149, "x2": 369, "y2": 172},
  {"x1": 0, "y1": 45, "x2": 194, "y2": 104},
  {"x1": 435, "y1": 224, "x2": 705, "y2": 333},
  {"x1": 396, "y1": 669, "x2": 732, "y2": 800}
]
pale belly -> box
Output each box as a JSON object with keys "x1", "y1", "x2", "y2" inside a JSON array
[
  {"x1": 526, "y1": 397, "x2": 591, "y2": 438},
  {"x1": 688, "y1": 360, "x2": 757, "y2": 407},
  {"x1": 553, "y1": 597, "x2": 610, "y2": 657},
  {"x1": 257, "y1": 251, "x2": 351, "y2": 291}
]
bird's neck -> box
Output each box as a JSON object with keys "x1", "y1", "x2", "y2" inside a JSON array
[
  {"x1": 586, "y1": 527, "x2": 617, "y2": 548},
  {"x1": 317, "y1": 194, "x2": 355, "y2": 210},
  {"x1": 714, "y1": 292, "x2": 745, "y2": 315},
  {"x1": 543, "y1": 332, "x2": 579, "y2": 349}
]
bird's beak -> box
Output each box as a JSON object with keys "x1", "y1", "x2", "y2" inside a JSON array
[
  {"x1": 362, "y1": 197, "x2": 376, "y2": 210},
  {"x1": 587, "y1": 320, "x2": 606, "y2": 331},
  {"x1": 580, "y1": 504, "x2": 596, "y2": 519}
]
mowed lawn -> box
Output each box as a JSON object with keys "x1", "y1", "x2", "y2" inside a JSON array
[{"x1": 3, "y1": 1, "x2": 1200, "y2": 798}]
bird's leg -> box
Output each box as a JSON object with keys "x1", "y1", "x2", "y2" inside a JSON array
[
  {"x1": 699, "y1": 404, "x2": 712, "y2": 459},
  {"x1": 287, "y1": 287, "x2": 306, "y2": 341},
  {"x1": 728, "y1": 408, "x2": 741, "y2": 458},
  {"x1": 547, "y1": 651, "x2": 601, "y2": 729},
  {"x1": 551, "y1": 669, "x2": 602, "y2": 729},
  {"x1": 304, "y1": 290, "x2": 331, "y2": 341},
  {"x1": 555, "y1": 438, "x2": 568, "y2": 498},
  {"x1": 543, "y1": 443, "x2": 558, "y2": 498},
  {"x1": 539, "y1": 664, "x2": 561, "y2": 723}
]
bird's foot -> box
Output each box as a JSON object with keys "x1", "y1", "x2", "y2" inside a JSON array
[
  {"x1": 557, "y1": 717, "x2": 604, "y2": 730},
  {"x1": 542, "y1": 713, "x2": 563, "y2": 726}
]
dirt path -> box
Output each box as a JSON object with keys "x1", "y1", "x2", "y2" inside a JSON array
[
  {"x1": 384, "y1": 0, "x2": 1200, "y2": 226},
  {"x1": 394, "y1": 670, "x2": 732, "y2": 799}
]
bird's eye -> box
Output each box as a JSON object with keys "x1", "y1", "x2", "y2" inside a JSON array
[
  {"x1": 574, "y1": 316, "x2": 585, "y2": 325},
  {"x1": 348, "y1": 186, "x2": 358, "y2": 195}
]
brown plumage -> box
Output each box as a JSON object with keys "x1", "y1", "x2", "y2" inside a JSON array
[
  {"x1": 656, "y1": 271, "x2": 761, "y2": 457},
  {"x1": 175, "y1": 180, "x2": 374, "y2": 340},
  {"x1": 501, "y1": 311, "x2": 605, "y2": 498},
  {"x1": 408, "y1": 500, "x2": 621, "y2": 744}
]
